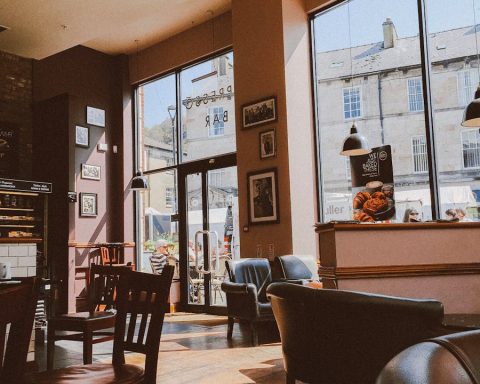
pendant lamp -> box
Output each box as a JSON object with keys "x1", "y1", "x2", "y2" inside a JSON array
[
  {"x1": 130, "y1": 170, "x2": 149, "y2": 191},
  {"x1": 340, "y1": 123, "x2": 371, "y2": 156},
  {"x1": 462, "y1": 0, "x2": 480, "y2": 127}
]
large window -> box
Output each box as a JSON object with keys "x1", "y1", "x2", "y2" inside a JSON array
[
  {"x1": 135, "y1": 52, "x2": 236, "y2": 272},
  {"x1": 312, "y1": 0, "x2": 480, "y2": 223}
]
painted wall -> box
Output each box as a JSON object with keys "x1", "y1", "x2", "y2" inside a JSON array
[{"x1": 33, "y1": 46, "x2": 132, "y2": 311}]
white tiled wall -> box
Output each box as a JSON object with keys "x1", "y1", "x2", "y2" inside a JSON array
[{"x1": 0, "y1": 243, "x2": 37, "y2": 277}]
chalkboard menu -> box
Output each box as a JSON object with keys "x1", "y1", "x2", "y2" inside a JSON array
[{"x1": 0, "y1": 122, "x2": 18, "y2": 177}]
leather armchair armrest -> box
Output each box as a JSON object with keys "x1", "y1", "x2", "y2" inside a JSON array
[{"x1": 221, "y1": 281, "x2": 260, "y2": 319}]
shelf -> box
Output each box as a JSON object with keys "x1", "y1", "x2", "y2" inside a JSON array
[
  {"x1": 0, "y1": 224, "x2": 35, "y2": 228},
  {"x1": 0, "y1": 207, "x2": 35, "y2": 212},
  {"x1": 0, "y1": 238, "x2": 42, "y2": 243}
]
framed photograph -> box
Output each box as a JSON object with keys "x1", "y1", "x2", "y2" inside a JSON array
[
  {"x1": 259, "y1": 129, "x2": 276, "y2": 159},
  {"x1": 242, "y1": 96, "x2": 277, "y2": 129},
  {"x1": 75, "y1": 125, "x2": 89, "y2": 148},
  {"x1": 86, "y1": 106, "x2": 105, "y2": 127},
  {"x1": 247, "y1": 168, "x2": 279, "y2": 224},
  {"x1": 81, "y1": 163, "x2": 101, "y2": 180},
  {"x1": 79, "y1": 192, "x2": 97, "y2": 217}
]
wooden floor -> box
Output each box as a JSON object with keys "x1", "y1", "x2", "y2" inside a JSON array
[{"x1": 36, "y1": 313, "x2": 302, "y2": 383}]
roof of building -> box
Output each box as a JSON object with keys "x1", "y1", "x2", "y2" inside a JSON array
[{"x1": 317, "y1": 24, "x2": 480, "y2": 81}]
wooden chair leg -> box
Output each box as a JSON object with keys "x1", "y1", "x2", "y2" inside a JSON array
[
  {"x1": 250, "y1": 322, "x2": 258, "y2": 346},
  {"x1": 227, "y1": 317, "x2": 234, "y2": 339},
  {"x1": 286, "y1": 372, "x2": 296, "y2": 384},
  {"x1": 83, "y1": 330, "x2": 93, "y2": 365},
  {"x1": 46, "y1": 324, "x2": 55, "y2": 370}
]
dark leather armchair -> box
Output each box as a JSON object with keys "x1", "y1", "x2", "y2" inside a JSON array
[
  {"x1": 274, "y1": 254, "x2": 320, "y2": 284},
  {"x1": 221, "y1": 258, "x2": 275, "y2": 346},
  {"x1": 377, "y1": 330, "x2": 480, "y2": 384},
  {"x1": 267, "y1": 282, "x2": 453, "y2": 384}
]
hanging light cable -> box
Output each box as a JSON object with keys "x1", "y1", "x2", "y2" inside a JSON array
[
  {"x1": 130, "y1": 39, "x2": 149, "y2": 191},
  {"x1": 340, "y1": 0, "x2": 371, "y2": 156},
  {"x1": 462, "y1": 0, "x2": 480, "y2": 127}
]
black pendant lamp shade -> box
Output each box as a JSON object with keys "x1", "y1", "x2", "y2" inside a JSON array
[
  {"x1": 130, "y1": 171, "x2": 149, "y2": 190},
  {"x1": 462, "y1": 86, "x2": 480, "y2": 127},
  {"x1": 340, "y1": 123, "x2": 371, "y2": 156}
]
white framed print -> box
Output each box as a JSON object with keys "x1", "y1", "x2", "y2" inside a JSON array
[
  {"x1": 81, "y1": 164, "x2": 101, "y2": 181},
  {"x1": 86, "y1": 106, "x2": 105, "y2": 127},
  {"x1": 75, "y1": 125, "x2": 89, "y2": 148}
]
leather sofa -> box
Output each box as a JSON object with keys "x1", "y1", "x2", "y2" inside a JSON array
[
  {"x1": 377, "y1": 329, "x2": 480, "y2": 384},
  {"x1": 267, "y1": 282, "x2": 454, "y2": 384}
]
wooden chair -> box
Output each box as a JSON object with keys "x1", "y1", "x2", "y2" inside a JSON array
[
  {"x1": 26, "y1": 266, "x2": 174, "y2": 384},
  {"x1": 0, "y1": 278, "x2": 41, "y2": 384},
  {"x1": 46, "y1": 264, "x2": 131, "y2": 369}
]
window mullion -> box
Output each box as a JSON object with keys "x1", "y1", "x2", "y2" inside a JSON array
[{"x1": 417, "y1": 0, "x2": 441, "y2": 219}]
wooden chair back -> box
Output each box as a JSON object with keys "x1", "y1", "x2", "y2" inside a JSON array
[
  {"x1": 100, "y1": 246, "x2": 119, "y2": 265},
  {"x1": 112, "y1": 265, "x2": 174, "y2": 383},
  {"x1": 88, "y1": 264, "x2": 131, "y2": 313},
  {"x1": 0, "y1": 278, "x2": 40, "y2": 384}
]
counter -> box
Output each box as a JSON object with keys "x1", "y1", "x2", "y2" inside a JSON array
[{"x1": 315, "y1": 221, "x2": 480, "y2": 314}]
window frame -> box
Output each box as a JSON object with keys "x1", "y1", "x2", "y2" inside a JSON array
[
  {"x1": 411, "y1": 135, "x2": 429, "y2": 174},
  {"x1": 461, "y1": 128, "x2": 480, "y2": 170},
  {"x1": 407, "y1": 77, "x2": 424, "y2": 112}
]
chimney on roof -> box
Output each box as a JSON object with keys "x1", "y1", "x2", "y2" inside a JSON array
[{"x1": 382, "y1": 17, "x2": 398, "y2": 49}]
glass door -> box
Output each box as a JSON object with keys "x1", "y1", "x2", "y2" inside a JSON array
[{"x1": 180, "y1": 157, "x2": 239, "y2": 314}]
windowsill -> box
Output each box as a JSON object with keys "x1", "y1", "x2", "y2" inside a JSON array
[{"x1": 315, "y1": 220, "x2": 480, "y2": 232}]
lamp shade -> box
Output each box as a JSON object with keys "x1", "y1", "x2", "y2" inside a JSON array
[
  {"x1": 340, "y1": 123, "x2": 371, "y2": 156},
  {"x1": 130, "y1": 171, "x2": 149, "y2": 190},
  {"x1": 462, "y1": 86, "x2": 480, "y2": 127}
]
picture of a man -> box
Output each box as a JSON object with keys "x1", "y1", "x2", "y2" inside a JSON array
[{"x1": 253, "y1": 178, "x2": 273, "y2": 218}]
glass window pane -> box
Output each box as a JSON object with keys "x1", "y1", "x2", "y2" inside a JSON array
[
  {"x1": 313, "y1": 0, "x2": 431, "y2": 222},
  {"x1": 137, "y1": 74, "x2": 177, "y2": 172},
  {"x1": 180, "y1": 53, "x2": 236, "y2": 162},
  {"x1": 138, "y1": 170, "x2": 178, "y2": 274},
  {"x1": 426, "y1": 0, "x2": 480, "y2": 221}
]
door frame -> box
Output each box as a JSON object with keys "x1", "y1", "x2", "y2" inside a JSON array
[{"x1": 177, "y1": 152, "x2": 236, "y2": 314}]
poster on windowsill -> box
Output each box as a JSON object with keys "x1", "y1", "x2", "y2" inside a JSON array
[{"x1": 350, "y1": 145, "x2": 395, "y2": 222}]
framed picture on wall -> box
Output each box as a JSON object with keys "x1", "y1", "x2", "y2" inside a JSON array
[
  {"x1": 259, "y1": 129, "x2": 276, "y2": 159},
  {"x1": 247, "y1": 168, "x2": 279, "y2": 224},
  {"x1": 80, "y1": 192, "x2": 97, "y2": 217},
  {"x1": 75, "y1": 125, "x2": 89, "y2": 148},
  {"x1": 81, "y1": 164, "x2": 101, "y2": 180},
  {"x1": 86, "y1": 106, "x2": 105, "y2": 127},
  {"x1": 242, "y1": 96, "x2": 277, "y2": 129}
]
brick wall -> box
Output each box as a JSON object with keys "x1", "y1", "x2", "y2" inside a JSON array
[{"x1": 0, "y1": 50, "x2": 33, "y2": 178}]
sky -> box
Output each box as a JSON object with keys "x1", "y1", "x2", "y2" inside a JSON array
[{"x1": 314, "y1": 0, "x2": 478, "y2": 52}]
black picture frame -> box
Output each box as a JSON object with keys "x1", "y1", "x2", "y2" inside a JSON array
[
  {"x1": 259, "y1": 129, "x2": 276, "y2": 159},
  {"x1": 79, "y1": 192, "x2": 97, "y2": 217},
  {"x1": 81, "y1": 164, "x2": 101, "y2": 180},
  {"x1": 242, "y1": 96, "x2": 277, "y2": 129},
  {"x1": 75, "y1": 125, "x2": 89, "y2": 148},
  {"x1": 247, "y1": 168, "x2": 279, "y2": 225}
]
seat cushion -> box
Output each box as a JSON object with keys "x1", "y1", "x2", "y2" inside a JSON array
[{"x1": 25, "y1": 363, "x2": 144, "y2": 384}]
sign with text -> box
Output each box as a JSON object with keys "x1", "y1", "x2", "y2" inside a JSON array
[
  {"x1": 350, "y1": 145, "x2": 395, "y2": 222},
  {"x1": 0, "y1": 178, "x2": 53, "y2": 193},
  {"x1": 0, "y1": 122, "x2": 18, "y2": 177}
]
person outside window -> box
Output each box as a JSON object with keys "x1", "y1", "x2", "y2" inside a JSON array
[
  {"x1": 150, "y1": 239, "x2": 170, "y2": 274},
  {"x1": 445, "y1": 209, "x2": 459, "y2": 221},
  {"x1": 403, "y1": 208, "x2": 421, "y2": 223}
]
